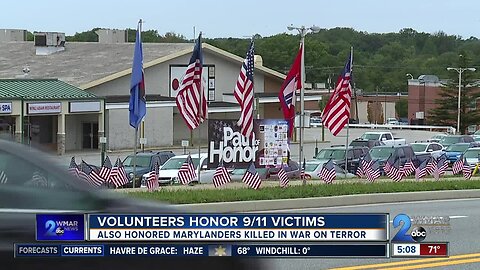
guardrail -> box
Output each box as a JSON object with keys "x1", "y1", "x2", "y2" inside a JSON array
[{"x1": 309, "y1": 123, "x2": 456, "y2": 134}]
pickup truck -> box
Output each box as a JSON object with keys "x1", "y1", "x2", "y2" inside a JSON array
[{"x1": 359, "y1": 131, "x2": 406, "y2": 146}]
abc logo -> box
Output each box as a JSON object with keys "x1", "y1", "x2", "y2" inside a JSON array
[
  {"x1": 411, "y1": 226, "x2": 426, "y2": 242},
  {"x1": 55, "y1": 226, "x2": 65, "y2": 236}
]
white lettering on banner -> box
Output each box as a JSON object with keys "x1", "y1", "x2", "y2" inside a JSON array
[
  {"x1": 0, "y1": 102, "x2": 12, "y2": 114},
  {"x1": 209, "y1": 127, "x2": 259, "y2": 163},
  {"x1": 28, "y1": 103, "x2": 61, "y2": 114}
]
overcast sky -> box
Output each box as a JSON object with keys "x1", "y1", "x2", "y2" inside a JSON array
[{"x1": 4, "y1": 0, "x2": 480, "y2": 39}]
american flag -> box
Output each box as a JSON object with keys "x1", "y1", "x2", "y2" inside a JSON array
[
  {"x1": 178, "y1": 155, "x2": 197, "y2": 185},
  {"x1": 365, "y1": 160, "x2": 381, "y2": 182},
  {"x1": 29, "y1": 170, "x2": 48, "y2": 187},
  {"x1": 426, "y1": 156, "x2": 437, "y2": 176},
  {"x1": 99, "y1": 156, "x2": 113, "y2": 183},
  {"x1": 433, "y1": 154, "x2": 448, "y2": 180},
  {"x1": 176, "y1": 33, "x2": 207, "y2": 130},
  {"x1": 110, "y1": 158, "x2": 129, "y2": 188},
  {"x1": 357, "y1": 153, "x2": 373, "y2": 178},
  {"x1": 213, "y1": 161, "x2": 231, "y2": 188},
  {"x1": 452, "y1": 155, "x2": 464, "y2": 175},
  {"x1": 463, "y1": 158, "x2": 474, "y2": 180},
  {"x1": 415, "y1": 158, "x2": 429, "y2": 181},
  {"x1": 242, "y1": 162, "x2": 261, "y2": 190},
  {"x1": 401, "y1": 158, "x2": 416, "y2": 177},
  {"x1": 68, "y1": 156, "x2": 79, "y2": 178},
  {"x1": 234, "y1": 39, "x2": 255, "y2": 138},
  {"x1": 146, "y1": 161, "x2": 159, "y2": 192},
  {"x1": 81, "y1": 161, "x2": 104, "y2": 187},
  {"x1": 278, "y1": 163, "x2": 289, "y2": 188},
  {"x1": 322, "y1": 49, "x2": 352, "y2": 136},
  {"x1": 318, "y1": 159, "x2": 336, "y2": 184},
  {"x1": 383, "y1": 154, "x2": 395, "y2": 174},
  {"x1": 386, "y1": 158, "x2": 403, "y2": 182},
  {"x1": 0, "y1": 170, "x2": 7, "y2": 184}
]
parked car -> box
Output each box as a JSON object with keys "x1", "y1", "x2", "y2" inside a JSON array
[
  {"x1": 303, "y1": 160, "x2": 356, "y2": 180},
  {"x1": 429, "y1": 133, "x2": 448, "y2": 143},
  {"x1": 410, "y1": 142, "x2": 444, "y2": 159},
  {"x1": 349, "y1": 138, "x2": 384, "y2": 149},
  {"x1": 0, "y1": 140, "x2": 254, "y2": 270},
  {"x1": 313, "y1": 146, "x2": 369, "y2": 174},
  {"x1": 122, "y1": 151, "x2": 175, "y2": 188},
  {"x1": 438, "y1": 135, "x2": 474, "y2": 149},
  {"x1": 464, "y1": 147, "x2": 480, "y2": 165},
  {"x1": 473, "y1": 130, "x2": 480, "y2": 140},
  {"x1": 268, "y1": 160, "x2": 301, "y2": 180},
  {"x1": 360, "y1": 131, "x2": 406, "y2": 146},
  {"x1": 445, "y1": 142, "x2": 480, "y2": 165},
  {"x1": 386, "y1": 118, "x2": 399, "y2": 125},
  {"x1": 229, "y1": 167, "x2": 270, "y2": 181},
  {"x1": 369, "y1": 145, "x2": 422, "y2": 174},
  {"x1": 141, "y1": 153, "x2": 207, "y2": 186}
]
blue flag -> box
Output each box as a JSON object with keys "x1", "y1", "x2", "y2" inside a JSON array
[{"x1": 129, "y1": 20, "x2": 147, "y2": 129}]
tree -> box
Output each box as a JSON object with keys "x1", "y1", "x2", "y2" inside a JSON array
[
  {"x1": 429, "y1": 54, "x2": 480, "y2": 134},
  {"x1": 395, "y1": 99, "x2": 408, "y2": 118}
]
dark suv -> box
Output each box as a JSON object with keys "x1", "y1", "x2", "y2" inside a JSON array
[
  {"x1": 438, "y1": 135, "x2": 474, "y2": 149},
  {"x1": 122, "y1": 151, "x2": 175, "y2": 188},
  {"x1": 369, "y1": 145, "x2": 423, "y2": 174},
  {"x1": 313, "y1": 146, "x2": 369, "y2": 174}
]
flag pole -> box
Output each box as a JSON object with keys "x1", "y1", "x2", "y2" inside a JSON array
[
  {"x1": 344, "y1": 46, "x2": 353, "y2": 178},
  {"x1": 197, "y1": 32, "x2": 203, "y2": 184}
]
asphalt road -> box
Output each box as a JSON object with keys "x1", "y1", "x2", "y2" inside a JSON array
[{"x1": 254, "y1": 198, "x2": 480, "y2": 270}]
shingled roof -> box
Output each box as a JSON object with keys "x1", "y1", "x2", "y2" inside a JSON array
[{"x1": 0, "y1": 79, "x2": 98, "y2": 100}]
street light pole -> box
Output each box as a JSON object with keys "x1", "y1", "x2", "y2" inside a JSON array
[
  {"x1": 287, "y1": 24, "x2": 320, "y2": 185},
  {"x1": 446, "y1": 67, "x2": 476, "y2": 134}
]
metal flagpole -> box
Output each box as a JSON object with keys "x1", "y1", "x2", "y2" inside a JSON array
[
  {"x1": 197, "y1": 32, "x2": 203, "y2": 185},
  {"x1": 132, "y1": 19, "x2": 143, "y2": 189},
  {"x1": 344, "y1": 46, "x2": 353, "y2": 178}
]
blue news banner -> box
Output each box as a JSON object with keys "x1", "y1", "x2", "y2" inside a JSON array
[{"x1": 27, "y1": 213, "x2": 389, "y2": 257}]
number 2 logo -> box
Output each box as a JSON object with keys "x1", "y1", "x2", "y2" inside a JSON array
[
  {"x1": 392, "y1": 214, "x2": 414, "y2": 242},
  {"x1": 45, "y1": 220, "x2": 56, "y2": 236}
]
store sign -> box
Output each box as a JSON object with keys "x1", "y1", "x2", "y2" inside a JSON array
[
  {"x1": 28, "y1": 102, "x2": 61, "y2": 114},
  {"x1": 207, "y1": 119, "x2": 290, "y2": 169},
  {"x1": 0, "y1": 102, "x2": 12, "y2": 114},
  {"x1": 69, "y1": 101, "x2": 101, "y2": 113}
]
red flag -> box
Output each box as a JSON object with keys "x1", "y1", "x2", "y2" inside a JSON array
[
  {"x1": 322, "y1": 51, "x2": 352, "y2": 136},
  {"x1": 278, "y1": 44, "x2": 302, "y2": 138}
]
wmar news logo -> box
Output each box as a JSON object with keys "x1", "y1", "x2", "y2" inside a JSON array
[
  {"x1": 36, "y1": 214, "x2": 85, "y2": 241},
  {"x1": 392, "y1": 214, "x2": 427, "y2": 242}
]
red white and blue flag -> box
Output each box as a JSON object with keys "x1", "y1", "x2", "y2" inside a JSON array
[
  {"x1": 110, "y1": 158, "x2": 129, "y2": 188},
  {"x1": 178, "y1": 155, "x2": 197, "y2": 185},
  {"x1": 463, "y1": 158, "x2": 474, "y2": 180},
  {"x1": 242, "y1": 162, "x2": 261, "y2": 189},
  {"x1": 415, "y1": 158, "x2": 429, "y2": 181},
  {"x1": 278, "y1": 163, "x2": 289, "y2": 188},
  {"x1": 129, "y1": 19, "x2": 146, "y2": 129},
  {"x1": 318, "y1": 159, "x2": 336, "y2": 184},
  {"x1": 176, "y1": 33, "x2": 207, "y2": 130},
  {"x1": 99, "y1": 156, "x2": 112, "y2": 183},
  {"x1": 213, "y1": 161, "x2": 231, "y2": 188},
  {"x1": 234, "y1": 39, "x2": 255, "y2": 138},
  {"x1": 433, "y1": 154, "x2": 448, "y2": 180},
  {"x1": 322, "y1": 49, "x2": 352, "y2": 136},
  {"x1": 365, "y1": 160, "x2": 381, "y2": 182},
  {"x1": 386, "y1": 158, "x2": 403, "y2": 182},
  {"x1": 68, "y1": 156, "x2": 79, "y2": 178},
  {"x1": 401, "y1": 158, "x2": 416, "y2": 177},
  {"x1": 426, "y1": 156, "x2": 437, "y2": 176},
  {"x1": 452, "y1": 154, "x2": 464, "y2": 175},
  {"x1": 278, "y1": 44, "x2": 302, "y2": 138},
  {"x1": 146, "y1": 161, "x2": 160, "y2": 192}
]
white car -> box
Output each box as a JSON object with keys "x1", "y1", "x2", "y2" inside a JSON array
[
  {"x1": 303, "y1": 160, "x2": 355, "y2": 180},
  {"x1": 410, "y1": 142, "x2": 444, "y2": 159},
  {"x1": 141, "y1": 153, "x2": 208, "y2": 186}
]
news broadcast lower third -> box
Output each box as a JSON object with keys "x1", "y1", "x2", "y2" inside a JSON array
[{"x1": 13, "y1": 213, "x2": 449, "y2": 258}]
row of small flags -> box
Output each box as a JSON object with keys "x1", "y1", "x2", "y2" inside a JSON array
[{"x1": 68, "y1": 156, "x2": 129, "y2": 188}]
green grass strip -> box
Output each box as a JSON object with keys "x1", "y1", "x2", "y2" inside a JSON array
[{"x1": 128, "y1": 179, "x2": 480, "y2": 204}]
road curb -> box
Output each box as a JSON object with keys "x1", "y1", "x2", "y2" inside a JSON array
[{"x1": 173, "y1": 189, "x2": 480, "y2": 213}]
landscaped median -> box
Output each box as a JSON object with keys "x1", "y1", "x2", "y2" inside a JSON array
[{"x1": 127, "y1": 178, "x2": 480, "y2": 204}]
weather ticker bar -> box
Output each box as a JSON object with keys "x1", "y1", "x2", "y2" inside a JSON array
[{"x1": 15, "y1": 243, "x2": 389, "y2": 258}]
